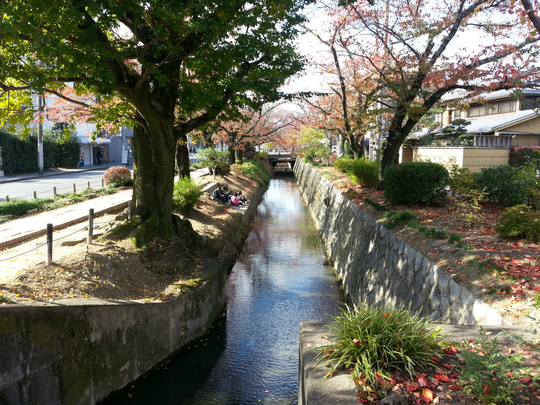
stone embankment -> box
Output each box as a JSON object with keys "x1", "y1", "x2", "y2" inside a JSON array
[
  {"x1": 0, "y1": 181, "x2": 266, "y2": 405},
  {"x1": 294, "y1": 158, "x2": 504, "y2": 326}
]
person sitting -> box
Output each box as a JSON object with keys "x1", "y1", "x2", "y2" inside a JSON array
[
  {"x1": 212, "y1": 186, "x2": 222, "y2": 201},
  {"x1": 221, "y1": 186, "x2": 231, "y2": 204},
  {"x1": 237, "y1": 191, "x2": 249, "y2": 204},
  {"x1": 230, "y1": 193, "x2": 240, "y2": 206}
]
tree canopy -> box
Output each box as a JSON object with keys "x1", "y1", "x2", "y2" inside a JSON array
[{"x1": 0, "y1": 0, "x2": 313, "y2": 246}]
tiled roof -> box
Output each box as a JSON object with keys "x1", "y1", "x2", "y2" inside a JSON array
[{"x1": 465, "y1": 110, "x2": 538, "y2": 133}]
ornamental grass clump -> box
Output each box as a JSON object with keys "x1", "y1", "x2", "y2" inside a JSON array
[{"x1": 314, "y1": 303, "x2": 442, "y2": 399}]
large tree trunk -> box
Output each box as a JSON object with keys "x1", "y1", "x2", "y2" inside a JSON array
[
  {"x1": 131, "y1": 120, "x2": 177, "y2": 247},
  {"x1": 175, "y1": 135, "x2": 191, "y2": 179},
  {"x1": 380, "y1": 126, "x2": 406, "y2": 175},
  {"x1": 228, "y1": 147, "x2": 236, "y2": 164}
]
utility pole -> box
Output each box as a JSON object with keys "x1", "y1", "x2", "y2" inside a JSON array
[{"x1": 37, "y1": 94, "x2": 44, "y2": 175}]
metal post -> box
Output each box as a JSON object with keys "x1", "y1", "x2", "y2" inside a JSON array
[
  {"x1": 73, "y1": 183, "x2": 76, "y2": 193},
  {"x1": 5, "y1": 196, "x2": 9, "y2": 202},
  {"x1": 88, "y1": 181, "x2": 91, "y2": 189},
  {"x1": 53, "y1": 187, "x2": 57, "y2": 197},
  {"x1": 46, "y1": 223, "x2": 53, "y2": 265},
  {"x1": 87, "y1": 209, "x2": 94, "y2": 245},
  {"x1": 102, "y1": 178, "x2": 104, "y2": 188},
  {"x1": 33, "y1": 191, "x2": 37, "y2": 199}
]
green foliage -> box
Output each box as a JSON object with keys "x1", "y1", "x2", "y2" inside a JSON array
[
  {"x1": 0, "y1": 187, "x2": 118, "y2": 219},
  {"x1": 509, "y1": 146, "x2": 540, "y2": 167},
  {"x1": 242, "y1": 160, "x2": 271, "y2": 186},
  {"x1": 383, "y1": 162, "x2": 450, "y2": 205},
  {"x1": 516, "y1": 158, "x2": 540, "y2": 209},
  {"x1": 363, "y1": 198, "x2": 388, "y2": 212},
  {"x1": 473, "y1": 165, "x2": 528, "y2": 206},
  {"x1": 447, "y1": 233, "x2": 474, "y2": 250},
  {"x1": 333, "y1": 157, "x2": 355, "y2": 173},
  {"x1": 314, "y1": 303, "x2": 442, "y2": 398},
  {"x1": 256, "y1": 151, "x2": 268, "y2": 160},
  {"x1": 172, "y1": 177, "x2": 203, "y2": 214},
  {"x1": 455, "y1": 329, "x2": 524, "y2": 404},
  {"x1": 449, "y1": 165, "x2": 476, "y2": 196},
  {"x1": 347, "y1": 158, "x2": 380, "y2": 188},
  {"x1": 299, "y1": 126, "x2": 330, "y2": 161},
  {"x1": 381, "y1": 211, "x2": 419, "y2": 230},
  {"x1": 197, "y1": 148, "x2": 230, "y2": 177},
  {"x1": 0, "y1": 130, "x2": 80, "y2": 174},
  {"x1": 496, "y1": 204, "x2": 540, "y2": 241},
  {"x1": 230, "y1": 163, "x2": 244, "y2": 174},
  {"x1": 103, "y1": 166, "x2": 132, "y2": 185}
]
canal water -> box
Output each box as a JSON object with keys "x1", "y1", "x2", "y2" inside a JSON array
[{"x1": 104, "y1": 174, "x2": 345, "y2": 405}]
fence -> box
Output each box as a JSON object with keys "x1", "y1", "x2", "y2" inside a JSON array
[{"x1": 0, "y1": 204, "x2": 132, "y2": 266}]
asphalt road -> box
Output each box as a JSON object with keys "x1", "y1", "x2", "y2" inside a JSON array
[{"x1": 0, "y1": 168, "x2": 116, "y2": 201}]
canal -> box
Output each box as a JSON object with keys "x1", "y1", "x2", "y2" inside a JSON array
[{"x1": 103, "y1": 174, "x2": 345, "y2": 405}]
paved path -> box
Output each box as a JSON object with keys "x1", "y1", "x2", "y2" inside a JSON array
[{"x1": 0, "y1": 165, "x2": 212, "y2": 250}]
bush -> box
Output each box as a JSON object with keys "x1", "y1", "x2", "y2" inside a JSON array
[
  {"x1": 256, "y1": 151, "x2": 268, "y2": 160},
  {"x1": 172, "y1": 177, "x2": 203, "y2": 213},
  {"x1": 103, "y1": 166, "x2": 132, "y2": 185},
  {"x1": 509, "y1": 146, "x2": 540, "y2": 167},
  {"x1": 496, "y1": 204, "x2": 540, "y2": 241},
  {"x1": 348, "y1": 158, "x2": 380, "y2": 188},
  {"x1": 314, "y1": 303, "x2": 442, "y2": 400},
  {"x1": 383, "y1": 162, "x2": 449, "y2": 204},
  {"x1": 334, "y1": 157, "x2": 354, "y2": 173},
  {"x1": 197, "y1": 148, "x2": 229, "y2": 177},
  {"x1": 473, "y1": 165, "x2": 527, "y2": 206},
  {"x1": 230, "y1": 163, "x2": 244, "y2": 175},
  {"x1": 242, "y1": 160, "x2": 271, "y2": 186},
  {"x1": 517, "y1": 159, "x2": 540, "y2": 209}
]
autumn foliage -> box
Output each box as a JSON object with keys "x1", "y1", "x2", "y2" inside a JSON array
[{"x1": 103, "y1": 166, "x2": 132, "y2": 186}]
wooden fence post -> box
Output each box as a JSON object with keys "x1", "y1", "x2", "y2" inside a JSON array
[
  {"x1": 46, "y1": 224, "x2": 53, "y2": 265},
  {"x1": 87, "y1": 209, "x2": 94, "y2": 245}
]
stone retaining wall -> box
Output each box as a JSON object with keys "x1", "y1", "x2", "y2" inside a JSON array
[
  {"x1": 0, "y1": 185, "x2": 265, "y2": 405},
  {"x1": 294, "y1": 159, "x2": 504, "y2": 326}
]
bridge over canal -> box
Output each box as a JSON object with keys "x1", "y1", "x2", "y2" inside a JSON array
[{"x1": 266, "y1": 153, "x2": 296, "y2": 171}]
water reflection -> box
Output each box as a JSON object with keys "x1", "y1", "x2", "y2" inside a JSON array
[{"x1": 103, "y1": 174, "x2": 344, "y2": 405}]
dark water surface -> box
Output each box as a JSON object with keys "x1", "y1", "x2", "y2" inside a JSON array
[{"x1": 104, "y1": 175, "x2": 345, "y2": 405}]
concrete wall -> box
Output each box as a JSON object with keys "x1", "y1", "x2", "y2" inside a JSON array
[
  {"x1": 401, "y1": 147, "x2": 509, "y2": 172},
  {"x1": 294, "y1": 159, "x2": 505, "y2": 326},
  {"x1": 0, "y1": 185, "x2": 265, "y2": 405}
]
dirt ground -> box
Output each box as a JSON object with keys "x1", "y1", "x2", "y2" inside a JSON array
[{"x1": 0, "y1": 171, "x2": 261, "y2": 304}]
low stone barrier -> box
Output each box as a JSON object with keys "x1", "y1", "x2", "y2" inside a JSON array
[
  {"x1": 0, "y1": 184, "x2": 265, "y2": 405},
  {"x1": 294, "y1": 159, "x2": 504, "y2": 326}
]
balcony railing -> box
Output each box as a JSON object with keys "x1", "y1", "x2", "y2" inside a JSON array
[{"x1": 474, "y1": 135, "x2": 512, "y2": 148}]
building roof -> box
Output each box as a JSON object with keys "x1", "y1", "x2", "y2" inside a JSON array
[{"x1": 465, "y1": 110, "x2": 538, "y2": 134}]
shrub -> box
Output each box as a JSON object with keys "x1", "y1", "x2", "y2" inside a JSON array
[
  {"x1": 256, "y1": 151, "x2": 268, "y2": 160},
  {"x1": 333, "y1": 157, "x2": 354, "y2": 173},
  {"x1": 103, "y1": 166, "x2": 132, "y2": 185},
  {"x1": 348, "y1": 158, "x2": 380, "y2": 188},
  {"x1": 496, "y1": 204, "x2": 540, "y2": 241},
  {"x1": 381, "y1": 210, "x2": 419, "y2": 229},
  {"x1": 197, "y1": 148, "x2": 229, "y2": 178},
  {"x1": 509, "y1": 146, "x2": 540, "y2": 167},
  {"x1": 230, "y1": 163, "x2": 244, "y2": 175},
  {"x1": 517, "y1": 158, "x2": 540, "y2": 209},
  {"x1": 172, "y1": 177, "x2": 203, "y2": 213},
  {"x1": 242, "y1": 160, "x2": 271, "y2": 186},
  {"x1": 383, "y1": 162, "x2": 449, "y2": 204},
  {"x1": 314, "y1": 303, "x2": 442, "y2": 400},
  {"x1": 449, "y1": 165, "x2": 476, "y2": 196},
  {"x1": 473, "y1": 165, "x2": 527, "y2": 206}
]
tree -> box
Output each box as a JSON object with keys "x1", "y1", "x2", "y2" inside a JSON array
[
  {"x1": 212, "y1": 103, "x2": 295, "y2": 163},
  {"x1": 298, "y1": 125, "x2": 330, "y2": 161},
  {"x1": 302, "y1": 19, "x2": 383, "y2": 159},
  {"x1": 0, "y1": 0, "x2": 312, "y2": 246},
  {"x1": 324, "y1": 0, "x2": 540, "y2": 174}
]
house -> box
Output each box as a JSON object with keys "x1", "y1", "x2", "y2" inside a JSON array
[{"x1": 402, "y1": 89, "x2": 540, "y2": 172}]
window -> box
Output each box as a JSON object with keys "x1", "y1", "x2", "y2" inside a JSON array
[{"x1": 521, "y1": 97, "x2": 539, "y2": 111}]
